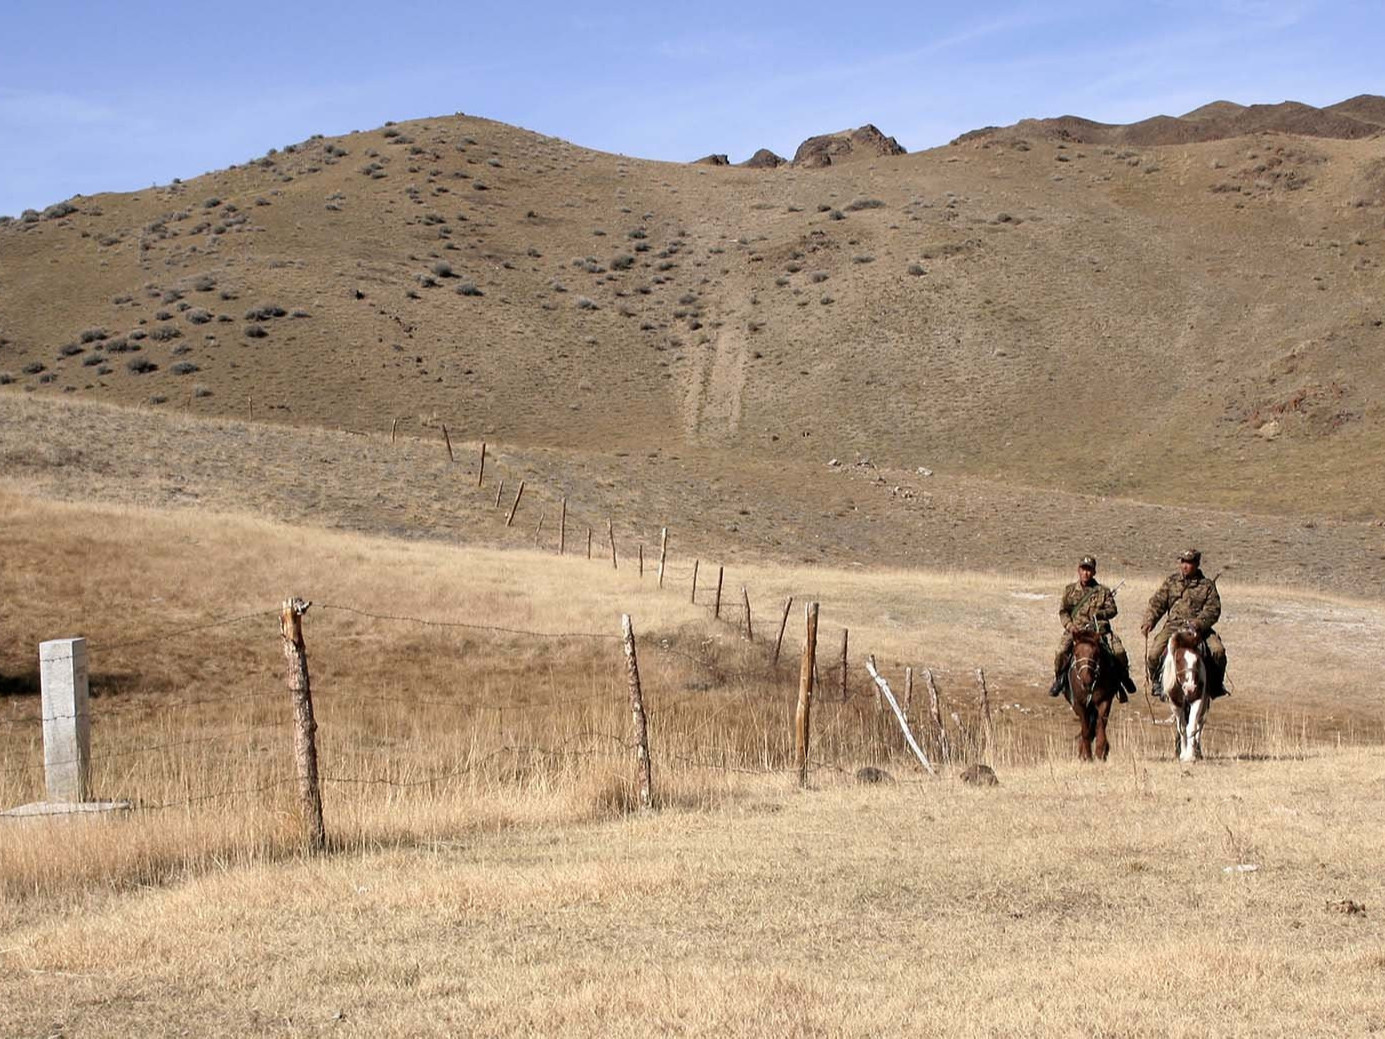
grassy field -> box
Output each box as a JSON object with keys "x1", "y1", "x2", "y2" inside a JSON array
[{"x1": 1, "y1": 489, "x2": 1383, "y2": 1034}]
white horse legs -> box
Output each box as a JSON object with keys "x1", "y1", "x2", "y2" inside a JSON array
[{"x1": 1173, "y1": 698, "x2": 1209, "y2": 763}]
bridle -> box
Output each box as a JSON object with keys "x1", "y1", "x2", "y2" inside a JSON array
[{"x1": 1068, "y1": 637, "x2": 1102, "y2": 705}]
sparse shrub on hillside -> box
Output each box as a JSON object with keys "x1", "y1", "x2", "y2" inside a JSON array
[
  {"x1": 171, "y1": 344, "x2": 191, "y2": 356},
  {"x1": 809, "y1": 271, "x2": 829, "y2": 283},
  {"x1": 191, "y1": 275, "x2": 216, "y2": 291},
  {"x1": 148, "y1": 395, "x2": 167, "y2": 405},
  {"x1": 611, "y1": 254, "x2": 635, "y2": 270},
  {"x1": 244, "y1": 324, "x2": 268, "y2": 339},
  {"x1": 127, "y1": 357, "x2": 157, "y2": 374},
  {"x1": 325, "y1": 144, "x2": 349, "y2": 157},
  {"x1": 170, "y1": 361, "x2": 199, "y2": 375},
  {"x1": 774, "y1": 276, "x2": 789, "y2": 287},
  {"x1": 828, "y1": 209, "x2": 845, "y2": 221},
  {"x1": 244, "y1": 304, "x2": 286, "y2": 321},
  {"x1": 415, "y1": 273, "x2": 439, "y2": 288},
  {"x1": 0, "y1": 373, "x2": 14, "y2": 385},
  {"x1": 105, "y1": 339, "x2": 135, "y2": 353},
  {"x1": 149, "y1": 325, "x2": 181, "y2": 342},
  {"x1": 186, "y1": 309, "x2": 213, "y2": 325},
  {"x1": 202, "y1": 197, "x2": 221, "y2": 208},
  {"x1": 383, "y1": 128, "x2": 401, "y2": 139},
  {"x1": 549, "y1": 280, "x2": 568, "y2": 293},
  {"x1": 430, "y1": 261, "x2": 454, "y2": 277},
  {"x1": 219, "y1": 289, "x2": 238, "y2": 301},
  {"x1": 194, "y1": 385, "x2": 213, "y2": 398},
  {"x1": 844, "y1": 198, "x2": 885, "y2": 211},
  {"x1": 162, "y1": 289, "x2": 183, "y2": 303},
  {"x1": 576, "y1": 296, "x2": 599, "y2": 310},
  {"x1": 21, "y1": 209, "x2": 39, "y2": 223},
  {"x1": 291, "y1": 309, "x2": 310, "y2": 318},
  {"x1": 907, "y1": 263, "x2": 926, "y2": 276},
  {"x1": 22, "y1": 362, "x2": 45, "y2": 375},
  {"x1": 852, "y1": 255, "x2": 875, "y2": 264},
  {"x1": 155, "y1": 311, "x2": 173, "y2": 321},
  {"x1": 79, "y1": 328, "x2": 108, "y2": 343},
  {"x1": 820, "y1": 295, "x2": 834, "y2": 305},
  {"x1": 58, "y1": 344, "x2": 84, "y2": 357},
  {"x1": 82, "y1": 354, "x2": 103, "y2": 367},
  {"x1": 455, "y1": 282, "x2": 483, "y2": 296},
  {"x1": 112, "y1": 294, "x2": 133, "y2": 305},
  {"x1": 43, "y1": 202, "x2": 78, "y2": 220}
]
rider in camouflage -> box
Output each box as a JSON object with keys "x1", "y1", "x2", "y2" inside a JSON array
[
  {"x1": 1049, "y1": 555, "x2": 1137, "y2": 699},
  {"x1": 1141, "y1": 549, "x2": 1228, "y2": 697}
]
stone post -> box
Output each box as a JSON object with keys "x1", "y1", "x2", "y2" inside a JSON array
[{"x1": 40, "y1": 638, "x2": 90, "y2": 802}]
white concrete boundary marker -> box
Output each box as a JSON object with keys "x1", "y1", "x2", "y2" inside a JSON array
[{"x1": 40, "y1": 637, "x2": 90, "y2": 802}]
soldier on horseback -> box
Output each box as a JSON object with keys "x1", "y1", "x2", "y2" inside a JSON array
[
  {"x1": 1141, "y1": 549, "x2": 1228, "y2": 698},
  {"x1": 1048, "y1": 555, "x2": 1137, "y2": 699}
]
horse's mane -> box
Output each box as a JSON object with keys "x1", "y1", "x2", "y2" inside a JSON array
[{"x1": 1169, "y1": 627, "x2": 1201, "y2": 652}]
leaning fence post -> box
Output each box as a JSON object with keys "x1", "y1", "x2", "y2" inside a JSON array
[
  {"x1": 772, "y1": 596, "x2": 793, "y2": 665},
  {"x1": 280, "y1": 597, "x2": 324, "y2": 853},
  {"x1": 505, "y1": 481, "x2": 525, "y2": 527},
  {"x1": 866, "y1": 656, "x2": 935, "y2": 775},
  {"x1": 390, "y1": 417, "x2": 400, "y2": 445},
  {"x1": 621, "y1": 615, "x2": 653, "y2": 811},
  {"x1": 607, "y1": 518, "x2": 618, "y2": 570},
  {"x1": 559, "y1": 497, "x2": 567, "y2": 555},
  {"x1": 441, "y1": 423, "x2": 454, "y2": 463},
  {"x1": 714, "y1": 566, "x2": 724, "y2": 620},
  {"x1": 840, "y1": 628, "x2": 851, "y2": 703},
  {"x1": 494, "y1": 479, "x2": 505, "y2": 509},
  {"x1": 39, "y1": 638, "x2": 90, "y2": 802},
  {"x1": 690, "y1": 560, "x2": 699, "y2": 604},
  {"x1": 925, "y1": 668, "x2": 951, "y2": 765},
  {"x1": 533, "y1": 510, "x2": 545, "y2": 544},
  {"x1": 477, "y1": 441, "x2": 486, "y2": 487},
  {"x1": 657, "y1": 527, "x2": 669, "y2": 588},
  {"x1": 795, "y1": 602, "x2": 819, "y2": 786},
  {"x1": 742, "y1": 587, "x2": 753, "y2": 641}
]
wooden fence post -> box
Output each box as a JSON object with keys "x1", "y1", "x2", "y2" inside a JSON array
[
  {"x1": 840, "y1": 628, "x2": 851, "y2": 703},
  {"x1": 607, "y1": 518, "x2": 618, "y2": 570},
  {"x1": 505, "y1": 480, "x2": 525, "y2": 527},
  {"x1": 741, "y1": 587, "x2": 753, "y2": 641},
  {"x1": 690, "y1": 560, "x2": 699, "y2": 604},
  {"x1": 280, "y1": 597, "x2": 324, "y2": 853},
  {"x1": 866, "y1": 657, "x2": 935, "y2": 775},
  {"x1": 495, "y1": 479, "x2": 504, "y2": 509},
  {"x1": 925, "y1": 668, "x2": 951, "y2": 765},
  {"x1": 587, "y1": 527, "x2": 593, "y2": 560},
  {"x1": 559, "y1": 497, "x2": 567, "y2": 555},
  {"x1": 714, "y1": 566, "x2": 724, "y2": 619},
  {"x1": 621, "y1": 614, "x2": 653, "y2": 811},
  {"x1": 533, "y1": 510, "x2": 545, "y2": 543},
  {"x1": 477, "y1": 441, "x2": 486, "y2": 487},
  {"x1": 638, "y1": 544, "x2": 644, "y2": 578},
  {"x1": 795, "y1": 602, "x2": 820, "y2": 786},
  {"x1": 657, "y1": 527, "x2": 668, "y2": 588},
  {"x1": 772, "y1": 596, "x2": 793, "y2": 665},
  {"x1": 976, "y1": 667, "x2": 995, "y2": 762},
  {"x1": 390, "y1": 417, "x2": 399, "y2": 444},
  {"x1": 441, "y1": 423, "x2": 454, "y2": 463},
  {"x1": 904, "y1": 667, "x2": 914, "y2": 716}
]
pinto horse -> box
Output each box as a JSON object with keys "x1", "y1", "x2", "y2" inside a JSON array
[
  {"x1": 1163, "y1": 627, "x2": 1211, "y2": 761},
  {"x1": 1067, "y1": 628, "x2": 1121, "y2": 761}
]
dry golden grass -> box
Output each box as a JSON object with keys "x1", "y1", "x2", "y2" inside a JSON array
[{"x1": 2, "y1": 490, "x2": 1383, "y2": 1035}]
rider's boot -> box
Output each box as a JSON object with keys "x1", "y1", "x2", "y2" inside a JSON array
[{"x1": 1048, "y1": 672, "x2": 1064, "y2": 697}]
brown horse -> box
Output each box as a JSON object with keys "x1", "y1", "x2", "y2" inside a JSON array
[
  {"x1": 1067, "y1": 628, "x2": 1121, "y2": 761},
  {"x1": 1163, "y1": 626, "x2": 1210, "y2": 762}
]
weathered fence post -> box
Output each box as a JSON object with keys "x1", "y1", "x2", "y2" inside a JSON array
[
  {"x1": 741, "y1": 587, "x2": 753, "y2": 641},
  {"x1": 505, "y1": 480, "x2": 525, "y2": 527},
  {"x1": 477, "y1": 441, "x2": 486, "y2": 487},
  {"x1": 657, "y1": 527, "x2": 668, "y2": 588},
  {"x1": 621, "y1": 614, "x2": 653, "y2": 811},
  {"x1": 494, "y1": 479, "x2": 505, "y2": 509},
  {"x1": 840, "y1": 628, "x2": 851, "y2": 703},
  {"x1": 976, "y1": 667, "x2": 995, "y2": 762},
  {"x1": 607, "y1": 518, "x2": 618, "y2": 570},
  {"x1": 441, "y1": 423, "x2": 454, "y2": 463},
  {"x1": 39, "y1": 638, "x2": 90, "y2": 802},
  {"x1": 772, "y1": 596, "x2": 793, "y2": 665},
  {"x1": 714, "y1": 566, "x2": 724, "y2": 620},
  {"x1": 925, "y1": 668, "x2": 951, "y2": 765},
  {"x1": 587, "y1": 527, "x2": 593, "y2": 560},
  {"x1": 533, "y1": 510, "x2": 545, "y2": 544},
  {"x1": 390, "y1": 417, "x2": 400, "y2": 444},
  {"x1": 904, "y1": 667, "x2": 914, "y2": 716},
  {"x1": 559, "y1": 497, "x2": 567, "y2": 555},
  {"x1": 795, "y1": 602, "x2": 820, "y2": 786},
  {"x1": 638, "y1": 544, "x2": 644, "y2": 578},
  {"x1": 280, "y1": 598, "x2": 324, "y2": 853},
  {"x1": 690, "y1": 560, "x2": 699, "y2": 604}
]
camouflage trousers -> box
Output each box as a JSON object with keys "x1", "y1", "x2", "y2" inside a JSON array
[
  {"x1": 1147, "y1": 628, "x2": 1226, "y2": 689},
  {"x1": 1054, "y1": 629, "x2": 1129, "y2": 678}
]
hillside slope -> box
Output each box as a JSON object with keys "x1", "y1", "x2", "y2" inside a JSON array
[{"x1": 2, "y1": 106, "x2": 1384, "y2": 517}]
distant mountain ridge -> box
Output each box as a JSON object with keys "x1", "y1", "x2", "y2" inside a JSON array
[{"x1": 954, "y1": 94, "x2": 1385, "y2": 147}]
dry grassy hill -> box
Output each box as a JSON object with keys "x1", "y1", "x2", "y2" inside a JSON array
[{"x1": 2, "y1": 99, "x2": 1384, "y2": 524}]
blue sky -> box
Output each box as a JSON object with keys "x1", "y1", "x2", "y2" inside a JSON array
[{"x1": 0, "y1": 0, "x2": 1379, "y2": 216}]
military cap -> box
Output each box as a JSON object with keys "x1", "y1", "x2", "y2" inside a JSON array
[
  {"x1": 1078, "y1": 555, "x2": 1097, "y2": 571},
  {"x1": 1179, "y1": 548, "x2": 1201, "y2": 564}
]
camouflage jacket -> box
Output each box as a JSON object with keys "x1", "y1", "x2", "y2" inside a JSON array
[
  {"x1": 1143, "y1": 570, "x2": 1221, "y2": 635},
  {"x1": 1059, "y1": 581, "x2": 1117, "y2": 632}
]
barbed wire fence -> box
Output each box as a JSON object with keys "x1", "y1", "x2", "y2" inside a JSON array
[{"x1": 0, "y1": 430, "x2": 1011, "y2": 846}]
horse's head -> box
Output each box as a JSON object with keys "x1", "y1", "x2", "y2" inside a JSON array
[
  {"x1": 1071, "y1": 627, "x2": 1101, "y2": 654},
  {"x1": 1166, "y1": 626, "x2": 1206, "y2": 702}
]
